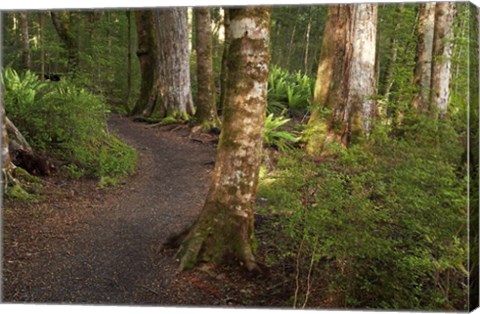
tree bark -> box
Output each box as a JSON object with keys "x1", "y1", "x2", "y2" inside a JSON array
[
  {"x1": 194, "y1": 8, "x2": 220, "y2": 129},
  {"x1": 1, "y1": 102, "x2": 15, "y2": 187},
  {"x1": 50, "y1": 11, "x2": 79, "y2": 76},
  {"x1": 156, "y1": 8, "x2": 194, "y2": 119},
  {"x1": 131, "y1": 10, "x2": 158, "y2": 117},
  {"x1": 412, "y1": 2, "x2": 436, "y2": 111},
  {"x1": 305, "y1": 4, "x2": 378, "y2": 156},
  {"x1": 176, "y1": 7, "x2": 271, "y2": 271},
  {"x1": 430, "y1": 2, "x2": 456, "y2": 116},
  {"x1": 20, "y1": 12, "x2": 31, "y2": 70}
]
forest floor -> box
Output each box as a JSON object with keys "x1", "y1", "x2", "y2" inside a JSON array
[{"x1": 2, "y1": 115, "x2": 299, "y2": 307}]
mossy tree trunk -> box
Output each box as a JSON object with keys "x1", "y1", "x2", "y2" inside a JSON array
[
  {"x1": 50, "y1": 11, "x2": 79, "y2": 76},
  {"x1": 194, "y1": 7, "x2": 220, "y2": 129},
  {"x1": 412, "y1": 2, "x2": 436, "y2": 112},
  {"x1": 176, "y1": 7, "x2": 271, "y2": 271},
  {"x1": 430, "y1": 2, "x2": 456, "y2": 117},
  {"x1": 131, "y1": 10, "x2": 159, "y2": 117},
  {"x1": 305, "y1": 4, "x2": 378, "y2": 156},
  {"x1": 156, "y1": 8, "x2": 194, "y2": 119}
]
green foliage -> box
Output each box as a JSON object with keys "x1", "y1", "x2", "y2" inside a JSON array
[
  {"x1": 263, "y1": 113, "x2": 298, "y2": 152},
  {"x1": 3, "y1": 68, "x2": 137, "y2": 181},
  {"x1": 257, "y1": 115, "x2": 467, "y2": 310},
  {"x1": 267, "y1": 66, "x2": 314, "y2": 116}
]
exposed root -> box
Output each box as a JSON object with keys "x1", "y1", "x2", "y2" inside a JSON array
[{"x1": 162, "y1": 225, "x2": 192, "y2": 250}]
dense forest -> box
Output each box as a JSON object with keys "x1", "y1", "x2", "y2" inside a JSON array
[{"x1": 1, "y1": 3, "x2": 478, "y2": 311}]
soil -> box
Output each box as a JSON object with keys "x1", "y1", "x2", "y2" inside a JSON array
[{"x1": 2, "y1": 115, "x2": 298, "y2": 307}]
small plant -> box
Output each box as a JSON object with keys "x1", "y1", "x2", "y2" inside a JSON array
[{"x1": 263, "y1": 113, "x2": 298, "y2": 152}]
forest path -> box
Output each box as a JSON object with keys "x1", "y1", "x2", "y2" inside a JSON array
[{"x1": 3, "y1": 115, "x2": 224, "y2": 305}]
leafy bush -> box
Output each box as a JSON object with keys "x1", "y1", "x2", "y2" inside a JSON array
[
  {"x1": 257, "y1": 115, "x2": 467, "y2": 310},
  {"x1": 2, "y1": 68, "x2": 137, "y2": 181}
]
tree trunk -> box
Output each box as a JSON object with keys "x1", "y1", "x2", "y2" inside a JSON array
[
  {"x1": 1, "y1": 103, "x2": 15, "y2": 187},
  {"x1": 156, "y1": 8, "x2": 194, "y2": 119},
  {"x1": 20, "y1": 12, "x2": 31, "y2": 70},
  {"x1": 286, "y1": 10, "x2": 299, "y2": 67},
  {"x1": 176, "y1": 7, "x2": 271, "y2": 271},
  {"x1": 194, "y1": 8, "x2": 220, "y2": 129},
  {"x1": 303, "y1": 8, "x2": 313, "y2": 74},
  {"x1": 412, "y1": 2, "x2": 436, "y2": 111},
  {"x1": 131, "y1": 10, "x2": 158, "y2": 117},
  {"x1": 383, "y1": 4, "x2": 404, "y2": 99},
  {"x1": 430, "y1": 2, "x2": 456, "y2": 116},
  {"x1": 126, "y1": 10, "x2": 132, "y2": 109},
  {"x1": 305, "y1": 4, "x2": 378, "y2": 156},
  {"x1": 39, "y1": 13, "x2": 45, "y2": 80},
  {"x1": 219, "y1": 9, "x2": 231, "y2": 114},
  {"x1": 50, "y1": 11, "x2": 79, "y2": 76}
]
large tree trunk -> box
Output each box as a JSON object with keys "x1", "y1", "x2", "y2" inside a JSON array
[
  {"x1": 156, "y1": 8, "x2": 194, "y2": 119},
  {"x1": 130, "y1": 10, "x2": 159, "y2": 117},
  {"x1": 176, "y1": 7, "x2": 271, "y2": 271},
  {"x1": 305, "y1": 4, "x2": 378, "y2": 156},
  {"x1": 50, "y1": 11, "x2": 79, "y2": 76},
  {"x1": 194, "y1": 8, "x2": 219, "y2": 129},
  {"x1": 412, "y1": 2, "x2": 436, "y2": 111},
  {"x1": 430, "y1": 2, "x2": 456, "y2": 116},
  {"x1": 20, "y1": 12, "x2": 31, "y2": 70}
]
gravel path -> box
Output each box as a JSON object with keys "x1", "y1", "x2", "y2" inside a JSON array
[{"x1": 3, "y1": 115, "x2": 217, "y2": 304}]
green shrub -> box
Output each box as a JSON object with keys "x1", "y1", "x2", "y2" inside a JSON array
[
  {"x1": 257, "y1": 115, "x2": 467, "y2": 310},
  {"x1": 3, "y1": 68, "x2": 137, "y2": 181}
]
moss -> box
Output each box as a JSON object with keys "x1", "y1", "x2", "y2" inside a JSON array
[
  {"x1": 6, "y1": 183, "x2": 34, "y2": 201},
  {"x1": 160, "y1": 116, "x2": 179, "y2": 125},
  {"x1": 13, "y1": 167, "x2": 41, "y2": 184}
]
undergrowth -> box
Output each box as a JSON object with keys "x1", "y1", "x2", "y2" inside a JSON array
[
  {"x1": 2, "y1": 68, "x2": 137, "y2": 182},
  {"x1": 256, "y1": 115, "x2": 468, "y2": 310}
]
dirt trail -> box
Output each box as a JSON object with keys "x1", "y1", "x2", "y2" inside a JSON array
[{"x1": 3, "y1": 115, "x2": 224, "y2": 305}]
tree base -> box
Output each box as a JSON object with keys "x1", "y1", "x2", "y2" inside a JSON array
[{"x1": 175, "y1": 219, "x2": 260, "y2": 273}]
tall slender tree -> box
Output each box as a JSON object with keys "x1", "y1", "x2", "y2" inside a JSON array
[
  {"x1": 19, "y1": 12, "x2": 31, "y2": 70},
  {"x1": 219, "y1": 9, "x2": 231, "y2": 113},
  {"x1": 194, "y1": 7, "x2": 220, "y2": 129},
  {"x1": 125, "y1": 10, "x2": 132, "y2": 110},
  {"x1": 156, "y1": 8, "x2": 194, "y2": 119},
  {"x1": 430, "y1": 2, "x2": 456, "y2": 116},
  {"x1": 305, "y1": 4, "x2": 378, "y2": 156},
  {"x1": 176, "y1": 7, "x2": 271, "y2": 271},
  {"x1": 131, "y1": 10, "x2": 158, "y2": 116},
  {"x1": 412, "y1": 2, "x2": 436, "y2": 111}
]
